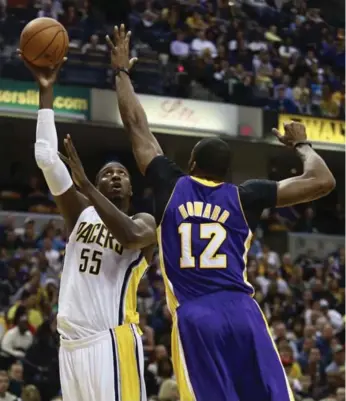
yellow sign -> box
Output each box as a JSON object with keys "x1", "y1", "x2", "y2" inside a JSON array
[{"x1": 279, "y1": 114, "x2": 345, "y2": 145}]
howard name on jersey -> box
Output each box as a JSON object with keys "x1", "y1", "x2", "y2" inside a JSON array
[{"x1": 58, "y1": 206, "x2": 147, "y2": 340}]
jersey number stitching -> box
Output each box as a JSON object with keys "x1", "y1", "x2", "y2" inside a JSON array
[
  {"x1": 79, "y1": 248, "x2": 102, "y2": 275},
  {"x1": 178, "y1": 222, "x2": 227, "y2": 269}
]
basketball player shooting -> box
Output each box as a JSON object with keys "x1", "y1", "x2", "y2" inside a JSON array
[
  {"x1": 106, "y1": 25, "x2": 336, "y2": 401},
  {"x1": 19, "y1": 51, "x2": 156, "y2": 401}
]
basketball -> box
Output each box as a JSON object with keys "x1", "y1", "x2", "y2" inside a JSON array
[{"x1": 20, "y1": 17, "x2": 69, "y2": 67}]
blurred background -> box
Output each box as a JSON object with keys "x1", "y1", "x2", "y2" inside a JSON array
[{"x1": 0, "y1": 0, "x2": 344, "y2": 400}]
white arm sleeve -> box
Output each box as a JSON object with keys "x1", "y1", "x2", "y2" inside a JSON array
[{"x1": 35, "y1": 109, "x2": 73, "y2": 196}]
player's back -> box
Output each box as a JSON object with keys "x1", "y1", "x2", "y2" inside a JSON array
[
  {"x1": 158, "y1": 175, "x2": 254, "y2": 310},
  {"x1": 58, "y1": 206, "x2": 147, "y2": 340}
]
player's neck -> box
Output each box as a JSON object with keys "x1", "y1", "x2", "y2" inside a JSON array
[{"x1": 112, "y1": 198, "x2": 129, "y2": 214}]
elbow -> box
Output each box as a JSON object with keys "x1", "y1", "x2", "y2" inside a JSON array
[
  {"x1": 118, "y1": 230, "x2": 143, "y2": 250},
  {"x1": 316, "y1": 174, "x2": 336, "y2": 197},
  {"x1": 321, "y1": 173, "x2": 336, "y2": 194}
]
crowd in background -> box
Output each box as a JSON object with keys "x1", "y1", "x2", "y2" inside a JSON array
[
  {"x1": 0, "y1": 211, "x2": 344, "y2": 401},
  {"x1": 0, "y1": 0, "x2": 344, "y2": 116},
  {"x1": 0, "y1": 170, "x2": 345, "y2": 236}
]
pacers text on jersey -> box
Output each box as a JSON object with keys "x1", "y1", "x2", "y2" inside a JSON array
[{"x1": 76, "y1": 221, "x2": 124, "y2": 254}]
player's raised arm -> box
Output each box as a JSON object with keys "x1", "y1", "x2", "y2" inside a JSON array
[
  {"x1": 19, "y1": 53, "x2": 88, "y2": 233},
  {"x1": 59, "y1": 135, "x2": 157, "y2": 249},
  {"x1": 273, "y1": 122, "x2": 335, "y2": 207},
  {"x1": 105, "y1": 25, "x2": 163, "y2": 176}
]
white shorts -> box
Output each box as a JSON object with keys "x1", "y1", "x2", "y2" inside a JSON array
[{"x1": 59, "y1": 324, "x2": 146, "y2": 401}]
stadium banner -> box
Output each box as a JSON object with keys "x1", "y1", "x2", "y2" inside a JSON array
[
  {"x1": 91, "y1": 89, "x2": 262, "y2": 138},
  {"x1": 0, "y1": 79, "x2": 90, "y2": 120},
  {"x1": 288, "y1": 232, "x2": 344, "y2": 259},
  {"x1": 279, "y1": 114, "x2": 345, "y2": 146}
]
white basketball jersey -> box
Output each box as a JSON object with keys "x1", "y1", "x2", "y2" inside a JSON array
[{"x1": 57, "y1": 206, "x2": 148, "y2": 340}]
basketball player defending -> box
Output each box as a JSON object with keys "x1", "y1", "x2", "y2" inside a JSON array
[
  {"x1": 106, "y1": 25, "x2": 336, "y2": 401},
  {"x1": 20, "y1": 54, "x2": 156, "y2": 401}
]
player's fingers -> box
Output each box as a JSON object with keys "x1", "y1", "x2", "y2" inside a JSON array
[
  {"x1": 54, "y1": 57, "x2": 67, "y2": 73},
  {"x1": 66, "y1": 134, "x2": 80, "y2": 162},
  {"x1": 58, "y1": 151, "x2": 70, "y2": 166},
  {"x1": 113, "y1": 25, "x2": 120, "y2": 43},
  {"x1": 120, "y1": 24, "x2": 126, "y2": 39},
  {"x1": 272, "y1": 128, "x2": 283, "y2": 140},
  {"x1": 105, "y1": 35, "x2": 116, "y2": 51},
  {"x1": 125, "y1": 30, "x2": 131, "y2": 46},
  {"x1": 129, "y1": 57, "x2": 138, "y2": 69},
  {"x1": 63, "y1": 138, "x2": 73, "y2": 159}
]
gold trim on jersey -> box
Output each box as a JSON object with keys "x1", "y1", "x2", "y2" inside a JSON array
[
  {"x1": 171, "y1": 314, "x2": 196, "y2": 401},
  {"x1": 236, "y1": 187, "x2": 255, "y2": 292},
  {"x1": 157, "y1": 226, "x2": 179, "y2": 314},
  {"x1": 242, "y1": 231, "x2": 254, "y2": 292},
  {"x1": 122, "y1": 256, "x2": 148, "y2": 327},
  {"x1": 190, "y1": 176, "x2": 224, "y2": 187},
  {"x1": 157, "y1": 225, "x2": 196, "y2": 401},
  {"x1": 253, "y1": 301, "x2": 296, "y2": 401},
  {"x1": 113, "y1": 324, "x2": 141, "y2": 401}
]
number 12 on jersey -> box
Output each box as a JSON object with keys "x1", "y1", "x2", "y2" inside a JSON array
[{"x1": 178, "y1": 222, "x2": 227, "y2": 269}]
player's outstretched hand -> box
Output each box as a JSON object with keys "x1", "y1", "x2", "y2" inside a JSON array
[
  {"x1": 105, "y1": 24, "x2": 138, "y2": 71},
  {"x1": 17, "y1": 49, "x2": 67, "y2": 89},
  {"x1": 59, "y1": 134, "x2": 90, "y2": 191},
  {"x1": 272, "y1": 121, "x2": 307, "y2": 148}
]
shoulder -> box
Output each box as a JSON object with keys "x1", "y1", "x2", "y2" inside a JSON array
[
  {"x1": 5, "y1": 326, "x2": 17, "y2": 335},
  {"x1": 145, "y1": 155, "x2": 185, "y2": 186},
  {"x1": 238, "y1": 179, "x2": 278, "y2": 208},
  {"x1": 132, "y1": 213, "x2": 156, "y2": 227}
]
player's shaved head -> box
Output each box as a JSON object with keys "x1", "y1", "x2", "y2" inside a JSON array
[{"x1": 188, "y1": 138, "x2": 231, "y2": 180}]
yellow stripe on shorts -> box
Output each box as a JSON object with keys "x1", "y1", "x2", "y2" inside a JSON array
[{"x1": 114, "y1": 324, "x2": 141, "y2": 401}]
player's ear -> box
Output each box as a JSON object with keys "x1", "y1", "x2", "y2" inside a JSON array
[{"x1": 190, "y1": 161, "x2": 197, "y2": 174}]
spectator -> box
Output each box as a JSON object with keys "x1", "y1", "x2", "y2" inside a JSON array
[
  {"x1": 279, "y1": 37, "x2": 299, "y2": 59},
  {"x1": 24, "y1": 320, "x2": 59, "y2": 400},
  {"x1": 157, "y1": 357, "x2": 178, "y2": 401},
  {"x1": 319, "y1": 301, "x2": 344, "y2": 333},
  {"x1": 59, "y1": 4, "x2": 78, "y2": 29},
  {"x1": 8, "y1": 288, "x2": 43, "y2": 333},
  {"x1": 21, "y1": 385, "x2": 41, "y2": 401},
  {"x1": 139, "y1": 314, "x2": 155, "y2": 357},
  {"x1": 186, "y1": 11, "x2": 207, "y2": 32},
  {"x1": 170, "y1": 31, "x2": 190, "y2": 59},
  {"x1": 37, "y1": 0, "x2": 58, "y2": 20},
  {"x1": 82, "y1": 34, "x2": 107, "y2": 54},
  {"x1": 295, "y1": 207, "x2": 318, "y2": 233},
  {"x1": 325, "y1": 344, "x2": 345, "y2": 374},
  {"x1": 8, "y1": 362, "x2": 23, "y2": 397},
  {"x1": 268, "y1": 85, "x2": 299, "y2": 113},
  {"x1": 0, "y1": 371, "x2": 17, "y2": 401},
  {"x1": 148, "y1": 344, "x2": 168, "y2": 377},
  {"x1": 7, "y1": 291, "x2": 40, "y2": 333},
  {"x1": 1, "y1": 313, "x2": 33, "y2": 362},
  {"x1": 191, "y1": 30, "x2": 217, "y2": 58},
  {"x1": 320, "y1": 84, "x2": 340, "y2": 118},
  {"x1": 42, "y1": 239, "x2": 61, "y2": 278}
]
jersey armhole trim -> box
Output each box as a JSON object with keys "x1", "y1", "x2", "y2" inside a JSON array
[
  {"x1": 189, "y1": 176, "x2": 224, "y2": 187},
  {"x1": 157, "y1": 178, "x2": 181, "y2": 228},
  {"x1": 236, "y1": 188, "x2": 253, "y2": 236},
  {"x1": 68, "y1": 205, "x2": 94, "y2": 242}
]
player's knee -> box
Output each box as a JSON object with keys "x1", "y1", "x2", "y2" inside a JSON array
[{"x1": 35, "y1": 140, "x2": 58, "y2": 170}]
